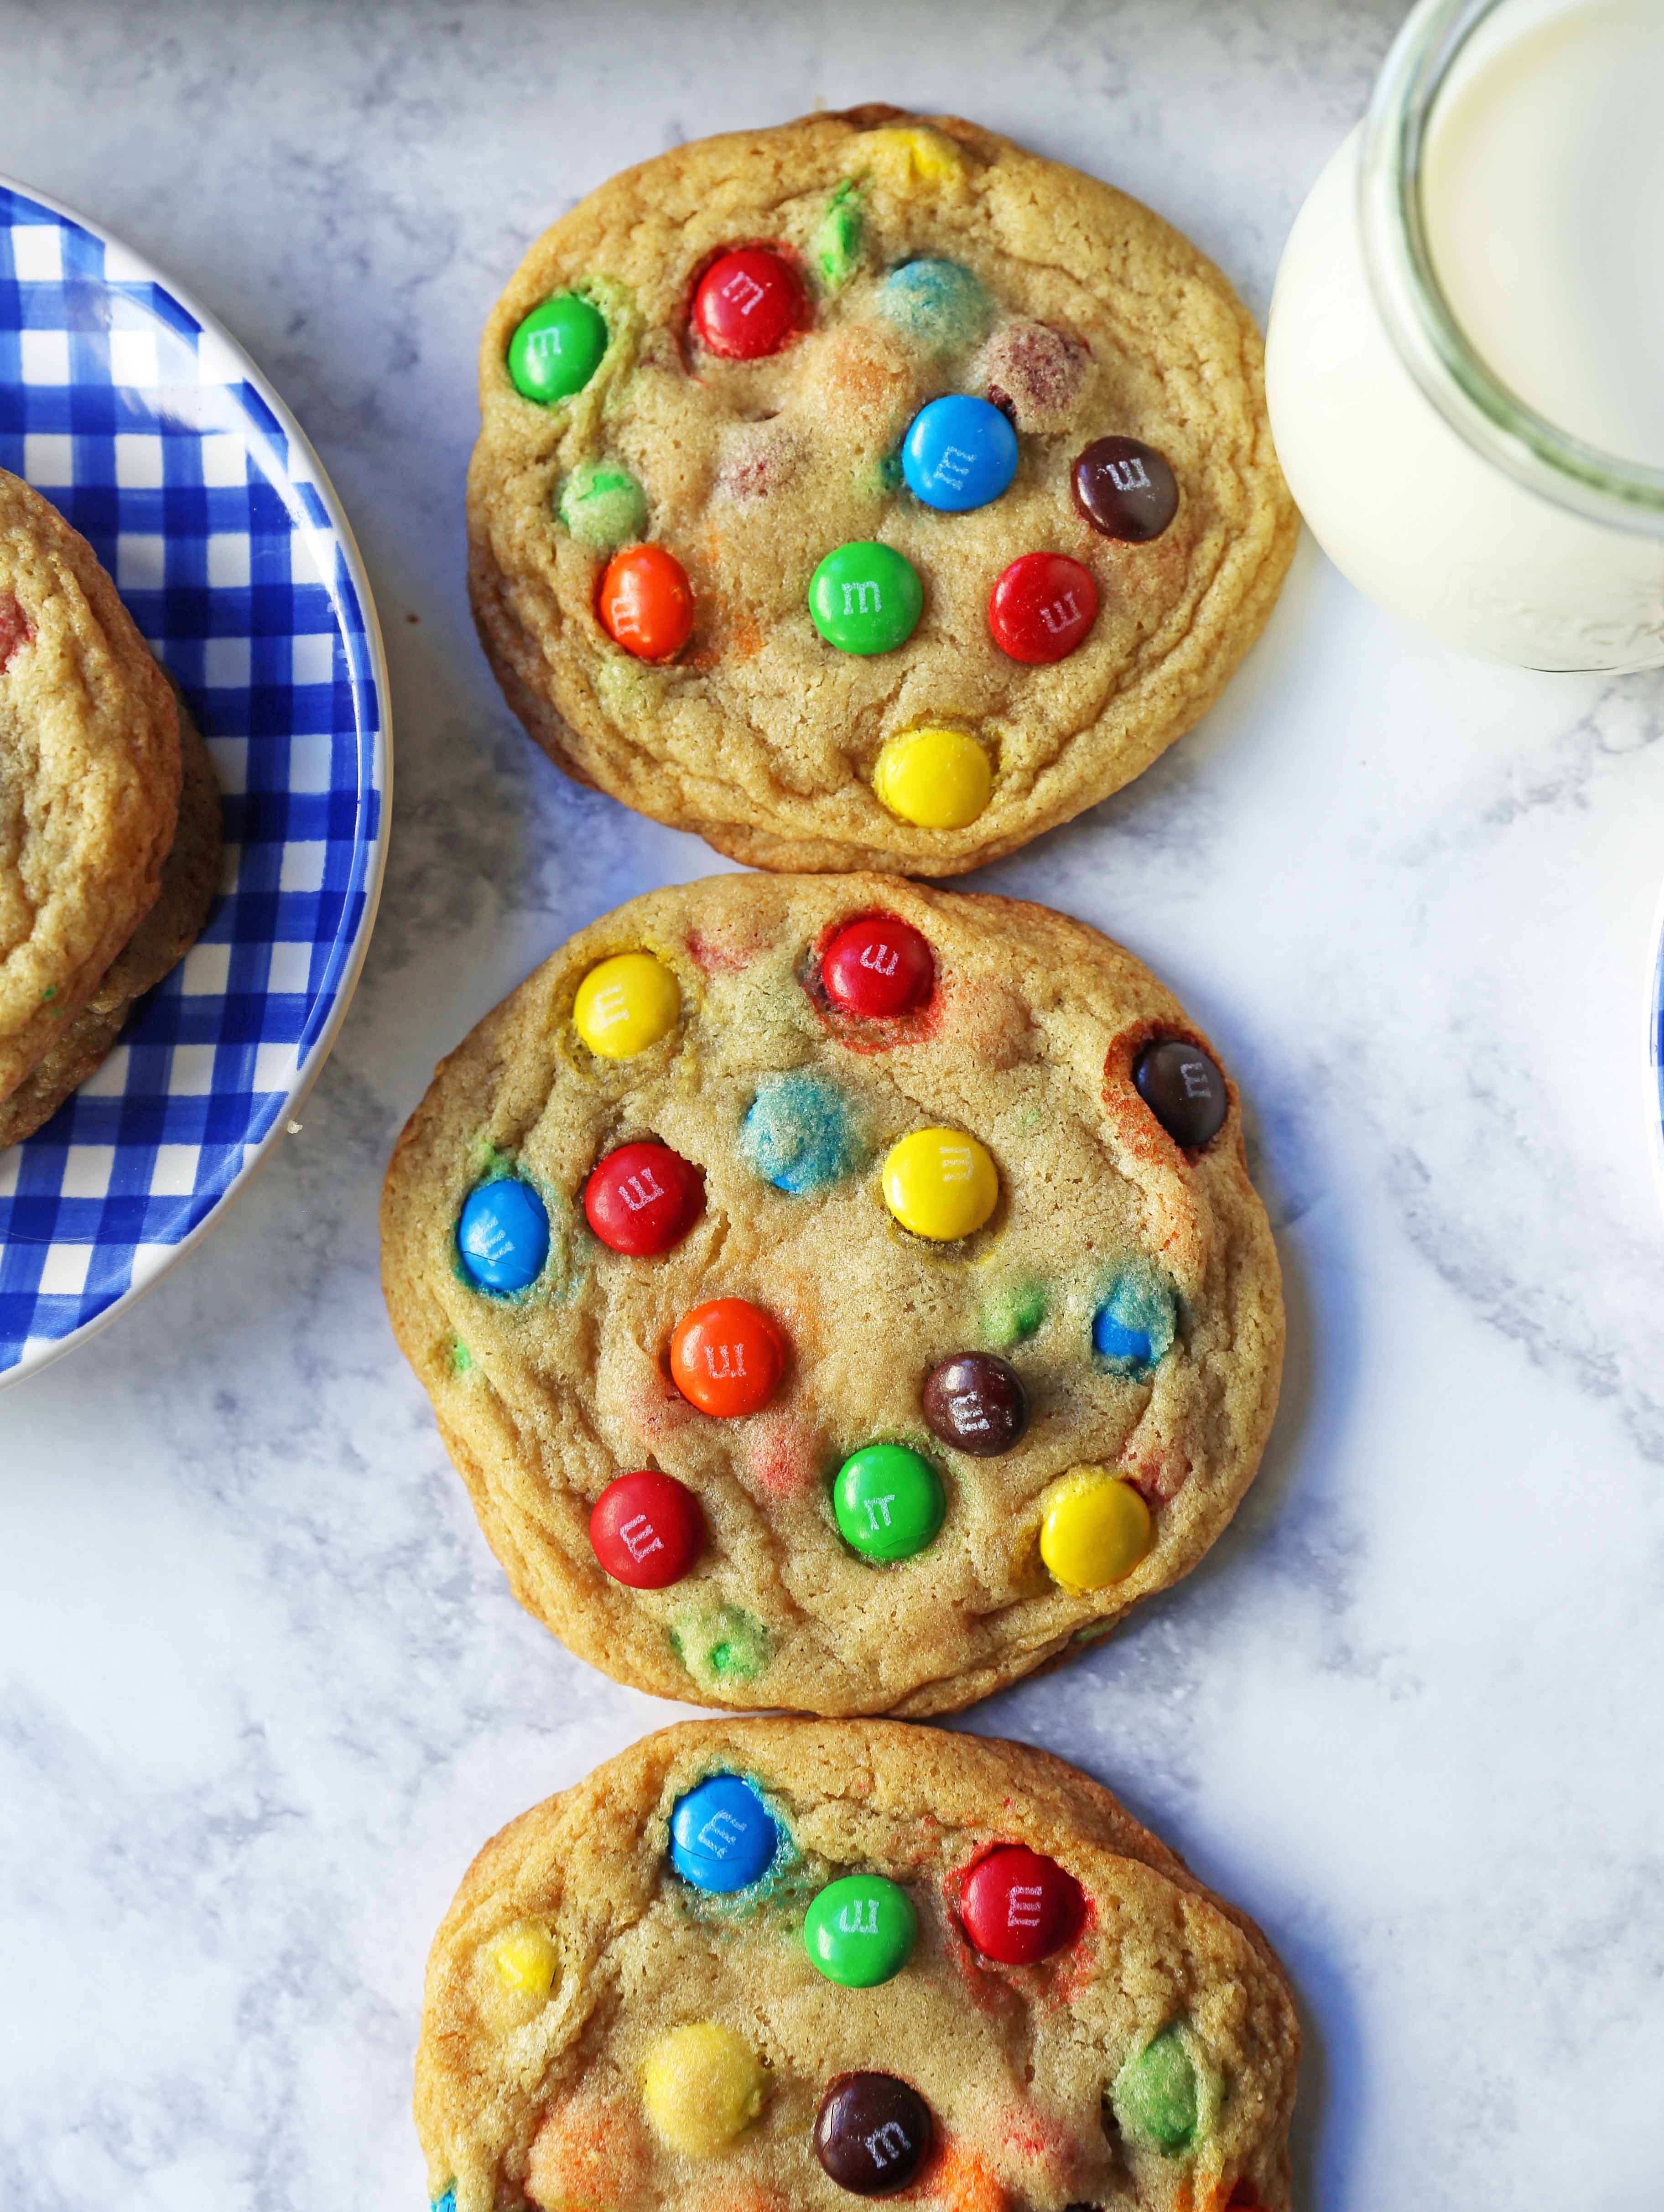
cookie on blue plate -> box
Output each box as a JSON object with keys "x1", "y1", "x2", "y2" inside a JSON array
[{"x1": 0, "y1": 467, "x2": 219, "y2": 1145}]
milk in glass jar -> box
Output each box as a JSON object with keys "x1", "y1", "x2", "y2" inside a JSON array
[{"x1": 1266, "y1": 0, "x2": 1664, "y2": 669}]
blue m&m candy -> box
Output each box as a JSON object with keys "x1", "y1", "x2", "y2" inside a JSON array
[
  {"x1": 670, "y1": 1774, "x2": 779, "y2": 1892},
  {"x1": 878, "y1": 259, "x2": 991, "y2": 352},
  {"x1": 901, "y1": 395, "x2": 1018, "y2": 513},
  {"x1": 1092, "y1": 1268, "x2": 1177, "y2": 1378},
  {"x1": 457, "y1": 1179, "x2": 550, "y2": 1293},
  {"x1": 740, "y1": 1072, "x2": 858, "y2": 1194}
]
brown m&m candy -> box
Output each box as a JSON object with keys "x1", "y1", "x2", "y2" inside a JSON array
[
  {"x1": 921, "y1": 1351, "x2": 1028, "y2": 1457},
  {"x1": 1072, "y1": 436, "x2": 1179, "y2": 543},
  {"x1": 814, "y1": 2072, "x2": 933, "y2": 2195},
  {"x1": 1134, "y1": 1038, "x2": 1228, "y2": 1148}
]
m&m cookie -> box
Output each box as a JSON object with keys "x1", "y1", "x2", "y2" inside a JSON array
[
  {"x1": 380, "y1": 874, "x2": 1283, "y2": 1716},
  {"x1": 467, "y1": 105, "x2": 1295, "y2": 874},
  {"x1": 0, "y1": 469, "x2": 222, "y2": 1148},
  {"x1": 414, "y1": 1719, "x2": 1301, "y2": 2212}
]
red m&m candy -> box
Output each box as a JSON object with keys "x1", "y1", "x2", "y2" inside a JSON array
[
  {"x1": 692, "y1": 247, "x2": 807, "y2": 360},
  {"x1": 584, "y1": 1140, "x2": 704, "y2": 1256},
  {"x1": 959, "y1": 1845, "x2": 1084, "y2": 1963},
  {"x1": 822, "y1": 914, "x2": 935, "y2": 1020},
  {"x1": 0, "y1": 592, "x2": 33, "y2": 670},
  {"x1": 589, "y1": 1470, "x2": 703, "y2": 1589},
  {"x1": 598, "y1": 544, "x2": 695, "y2": 661},
  {"x1": 988, "y1": 553, "x2": 1098, "y2": 665},
  {"x1": 670, "y1": 1298, "x2": 787, "y2": 1417}
]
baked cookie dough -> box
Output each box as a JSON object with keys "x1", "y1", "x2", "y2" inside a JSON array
[
  {"x1": 0, "y1": 700, "x2": 221, "y2": 1147},
  {"x1": 467, "y1": 106, "x2": 1295, "y2": 874},
  {"x1": 415, "y1": 1719, "x2": 1300, "y2": 2212},
  {"x1": 380, "y1": 876, "x2": 1283, "y2": 1716},
  {"x1": 0, "y1": 469, "x2": 220, "y2": 1144}
]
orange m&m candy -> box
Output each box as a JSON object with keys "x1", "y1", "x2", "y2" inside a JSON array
[
  {"x1": 598, "y1": 544, "x2": 695, "y2": 661},
  {"x1": 670, "y1": 1298, "x2": 787, "y2": 1417}
]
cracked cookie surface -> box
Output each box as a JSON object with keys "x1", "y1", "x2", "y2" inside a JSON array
[
  {"x1": 467, "y1": 107, "x2": 1295, "y2": 874},
  {"x1": 415, "y1": 1719, "x2": 1300, "y2": 2212},
  {"x1": 380, "y1": 875, "x2": 1283, "y2": 1717}
]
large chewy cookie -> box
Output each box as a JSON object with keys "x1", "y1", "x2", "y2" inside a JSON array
[
  {"x1": 0, "y1": 467, "x2": 187, "y2": 1120},
  {"x1": 415, "y1": 1719, "x2": 1300, "y2": 2212},
  {"x1": 0, "y1": 698, "x2": 221, "y2": 1147},
  {"x1": 468, "y1": 107, "x2": 1295, "y2": 875},
  {"x1": 381, "y1": 876, "x2": 1282, "y2": 1715}
]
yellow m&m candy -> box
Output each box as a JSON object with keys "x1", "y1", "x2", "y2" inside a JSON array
[
  {"x1": 881, "y1": 1127, "x2": 999, "y2": 1241},
  {"x1": 872, "y1": 726, "x2": 993, "y2": 831},
  {"x1": 1039, "y1": 1469, "x2": 1154, "y2": 1593},
  {"x1": 861, "y1": 125, "x2": 967, "y2": 190},
  {"x1": 642, "y1": 2020, "x2": 766, "y2": 2155},
  {"x1": 572, "y1": 951, "x2": 681, "y2": 1059},
  {"x1": 490, "y1": 1925, "x2": 559, "y2": 1999}
]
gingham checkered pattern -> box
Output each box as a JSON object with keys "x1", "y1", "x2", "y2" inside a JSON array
[{"x1": 0, "y1": 182, "x2": 386, "y2": 1380}]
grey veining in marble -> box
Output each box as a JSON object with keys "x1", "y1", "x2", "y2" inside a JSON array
[{"x1": 4, "y1": 3, "x2": 1664, "y2": 2206}]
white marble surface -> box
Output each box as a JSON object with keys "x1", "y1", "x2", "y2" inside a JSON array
[{"x1": 2, "y1": 3, "x2": 1663, "y2": 2205}]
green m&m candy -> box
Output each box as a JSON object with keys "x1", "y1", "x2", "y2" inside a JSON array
[
  {"x1": 508, "y1": 293, "x2": 608, "y2": 404},
  {"x1": 1111, "y1": 2027, "x2": 1202, "y2": 2153},
  {"x1": 832, "y1": 1443, "x2": 944, "y2": 1560},
  {"x1": 804, "y1": 1873, "x2": 917, "y2": 1987},
  {"x1": 808, "y1": 542, "x2": 923, "y2": 654},
  {"x1": 557, "y1": 461, "x2": 647, "y2": 551}
]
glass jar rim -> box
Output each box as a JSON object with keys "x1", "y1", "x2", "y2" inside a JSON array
[{"x1": 1359, "y1": 0, "x2": 1664, "y2": 536}]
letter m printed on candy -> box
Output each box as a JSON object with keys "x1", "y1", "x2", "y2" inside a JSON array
[
  {"x1": 698, "y1": 1807, "x2": 745, "y2": 1856},
  {"x1": 473, "y1": 1216, "x2": 515, "y2": 1265},
  {"x1": 1007, "y1": 1882, "x2": 1045, "y2": 1929},
  {"x1": 619, "y1": 1165, "x2": 665, "y2": 1211},
  {"x1": 867, "y1": 2120, "x2": 910, "y2": 2169},
  {"x1": 617, "y1": 1512, "x2": 664, "y2": 1566},
  {"x1": 842, "y1": 579, "x2": 883, "y2": 615},
  {"x1": 1038, "y1": 589, "x2": 1082, "y2": 634},
  {"x1": 723, "y1": 268, "x2": 768, "y2": 315}
]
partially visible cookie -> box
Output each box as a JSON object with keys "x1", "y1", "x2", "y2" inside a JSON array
[
  {"x1": 468, "y1": 106, "x2": 1295, "y2": 874},
  {"x1": 0, "y1": 467, "x2": 182, "y2": 1109},
  {"x1": 0, "y1": 699, "x2": 221, "y2": 1146},
  {"x1": 416, "y1": 1719, "x2": 1300, "y2": 2212},
  {"x1": 381, "y1": 875, "x2": 1283, "y2": 1717}
]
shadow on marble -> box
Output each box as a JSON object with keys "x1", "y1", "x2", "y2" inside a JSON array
[{"x1": 1282, "y1": 1897, "x2": 1364, "y2": 2211}]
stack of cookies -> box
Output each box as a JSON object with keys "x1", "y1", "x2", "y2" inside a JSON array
[
  {"x1": 384, "y1": 108, "x2": 1299, "y2": 2212},
  {"x1": 0, "y1": 468, "x2": 220, "y2": 1148}
]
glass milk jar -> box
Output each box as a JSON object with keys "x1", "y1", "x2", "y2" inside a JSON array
[{"x1": 1266, "y1": 0, "x2": 1664, "y2": 670}]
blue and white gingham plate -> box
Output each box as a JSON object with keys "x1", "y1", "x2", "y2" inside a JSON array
[{"x1": 0, "y1": 178, "x2": 389, "y2": 1385}]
